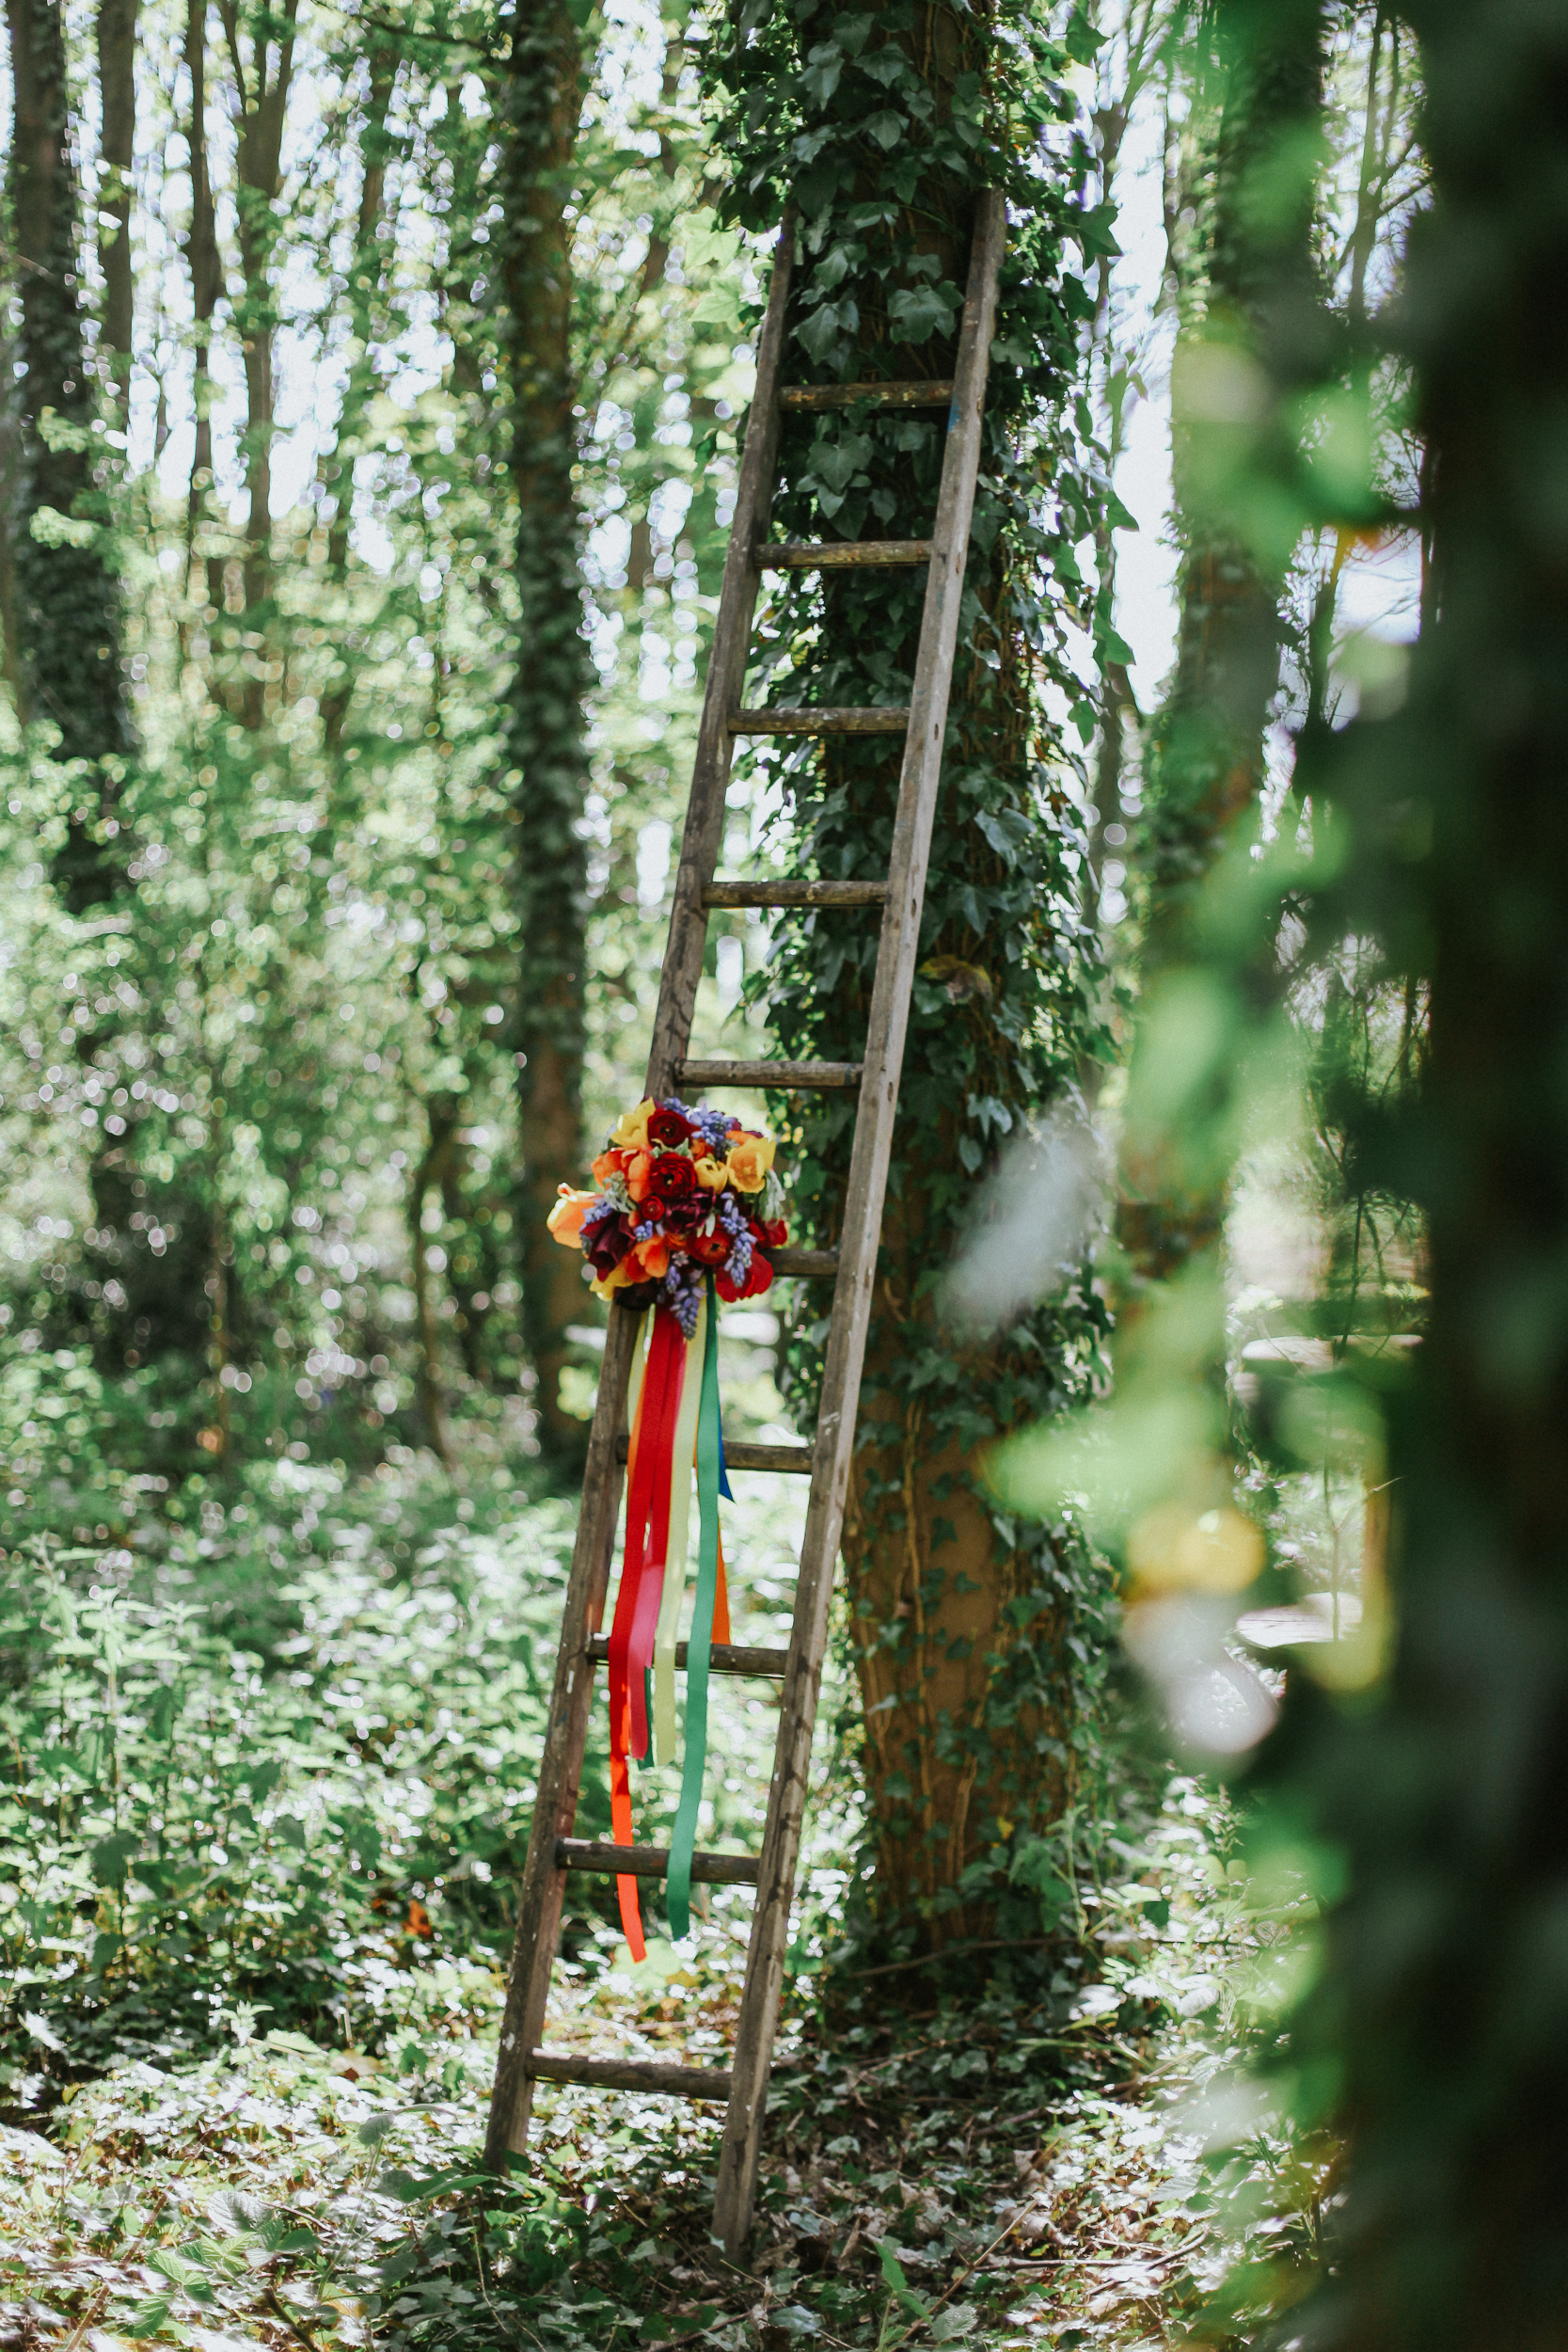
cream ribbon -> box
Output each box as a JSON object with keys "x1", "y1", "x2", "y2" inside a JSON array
[{"x1": 653, "y1": 1292, "x2": 705, "y2": 1765}]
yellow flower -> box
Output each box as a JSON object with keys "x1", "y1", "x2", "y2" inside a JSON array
[
  {"x1": 694, "y1": 1151, "x2": 731, "y2": 1192},
  {"x1": 610, "y1": 1099, "x2": 656, "y2": 1152},
  {"x1": 726, "y1": 1132, "x2": 775, "y2": 1194}
]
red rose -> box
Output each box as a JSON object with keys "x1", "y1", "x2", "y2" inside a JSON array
[
  {"x1": 657, "y1": 1152, "x2": 696, "y2": 1197},
  {"x1": 639, "y1": 1191, "x2": 668, "y2": 1227},
  {"x1": 648, "y1": 1106, "x2": 694, "y2": 1148}
]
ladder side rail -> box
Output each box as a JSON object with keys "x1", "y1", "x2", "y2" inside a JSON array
[
  {"x1": 712, "y1": 188, "x2": 1006, "y2": 2253},
  {"x1": 484, "y1": 214, "x2": 797, "y2": 2171},
  {"x1": 647, "y1": 213, "x2": 797, "y2": 1096}
]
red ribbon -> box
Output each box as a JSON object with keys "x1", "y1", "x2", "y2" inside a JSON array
[{"x1": 606, "y1": 1306, "x2": 687, "y2": 1958}]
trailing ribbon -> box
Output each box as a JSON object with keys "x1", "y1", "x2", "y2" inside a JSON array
[
  {"x1": 604, "y1": 1286, "x2": 737, "y2": 1960},
  {"x1": 667, "y1": 1272, "x2": 728, "y2": 1942},
  {"x1": 607, "y1": 1304, "x2": 686, "y2": 1959}
]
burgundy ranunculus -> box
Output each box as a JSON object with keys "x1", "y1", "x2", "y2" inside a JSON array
[
  {"x1": 656, "y1": 1152, "x2": 696, "y2": 1197},
  {"x1": 648, "y1": 1106, "x2": 694, "y2": 1148},
  {"x1": 585, "y1": 1213, "x2": 633, "y2": 1278},
  {"x1": 639, "y1": 1191, "x2": 669, "y2": 1228},
  {"x1": 663, "y1": 1193, "x2": 704, "y2": 1232}
]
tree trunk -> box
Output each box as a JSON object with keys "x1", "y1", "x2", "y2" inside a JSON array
[
  {"x1": 215, "y1": 0, "x2": 299, "y2": 695},
  {"x1": 5, "y1": 0, "x2": 135, "y2": 912},
  {"x1": 183, "y1": 0, "x2": 226, "y2": 614},
  {"x1": 1118, "y1": 0, "x2": 1326, "y2": 1295},
  {"x1": 96, "y1": 0, "x2": 138, "y2": 420},
  {"x1": 494, "y1": 0, "x2": 594, "y2": 1467}
]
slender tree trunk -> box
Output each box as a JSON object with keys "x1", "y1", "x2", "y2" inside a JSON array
[
  {"x1": 409, "y1": 1100, "x2": 459, "y2": 1469},
  {"x1": 96, "y1": 0, "x2": 138, "y2": 420},
  {"x1": 184, "y1": 0, "x2": 226, "y2": 613},
  {"x1": 1117, "y1": 0, "x2": 1326, "y2": 1295},
  {"x1": 321, "y1": 44, "x2": 397, "y2": 754},
  {"x1": 216, "y1": 0, "x2": 299, "y2": 712},
  {"x1": 5, "y1": 0, "x2": 135, "y2": 913},
  {"x1": 494, "y1": 0, "x2": 594, "y2": 1466}
]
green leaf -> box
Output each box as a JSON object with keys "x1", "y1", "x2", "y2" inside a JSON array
[
  {"x1": 864, "y1": 110, "x2": 905, "y2": 150},
  {"x1": 886, "y1": 282, "x2": 961, "y2": 345},
  {"x1": 931, "y1": 2308, "x2": 980, "y2": 2343},
  {"x1": 800, "y1": 42, "x2": 844, "y2": 106},
  {"x1": 1064, "y1": 8, "x2": 1105, "y2": 62}
]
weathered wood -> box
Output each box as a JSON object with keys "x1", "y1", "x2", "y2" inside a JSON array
[
  {"x1": 712, "y1": 189, "x2": 1006, "y2": 2257},
  {"x1": 679, "y1": 1057, "x2": 863, "y2": 1089},
  {"x1": 703, "y1": 879, "x2": 889, "y2": 909},
  {"x1": 557, "y1": 1838, "x2": 761, "y2": 1886},
  {"x1": 642, "y1": 215, "x2": 797, "y2": 1103},
  {"x1": 586, "y1": 1633, "x2": 791, "y2": 1677},
  {"x1": 769, "y1": 1246, "x2": 840, "y2": 1278},
  {"x1": 765, "y1": 539, "x2": 930, "y2": 569},
  {"x1": 613, "y1": 1434, "x2": 815, "y2": 1475},
  {"x1": 729, "y1": 706, "x2": 910, "y2": 736},
  {"x1": 527, "y1": 2051, "x2": 735, "y2": 2101},
  {"x1": 484, "y1": 212, "x2": 797, "y2": 2173},
  {"x1": 780, "y1": 379, "x2": 953, "y2": 411}
]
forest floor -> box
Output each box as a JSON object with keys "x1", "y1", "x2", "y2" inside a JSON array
[{"x1": 0, "y1": 1401, "x2": 1323, "y2": 2351}]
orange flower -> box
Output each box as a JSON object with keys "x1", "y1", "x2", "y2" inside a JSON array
[
  {"x1": 626, "y1": 1150, "x2": 655, "y2": 1202},
  {"x1": 546, "y1": 1186, "x2": 596, "y2": 1246},
  {"x1": 591, "y1": 1148, "x2": 625, "y2": 1186},
  {"x1": 629, "y1": 1235, "x2": 671, "y2": 1281}
]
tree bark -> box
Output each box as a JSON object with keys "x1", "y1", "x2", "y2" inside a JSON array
[
  {"x1": 215, "y1": 0, "x2": 300, "y2": 687},
  {"x1": 494, "y1": 0, "x2": 594, "y2": 1467},
  {"x1": 183, "y1": 0, "x2": 226, "y2": 613},
  {"x1": 5, "y1": 0, "x2": 135, "y2": 912},
  {"x1": 96, "y1": 0, "x2": 138, "y2": 420}
]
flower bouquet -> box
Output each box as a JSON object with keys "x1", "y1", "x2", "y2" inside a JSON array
[
  {"x1": 547, "y1": 1095, "x2": 788, "y2": 1333},
  {"x1": 545, "y1": 1097, "x2": 788, "y2": 1960}
]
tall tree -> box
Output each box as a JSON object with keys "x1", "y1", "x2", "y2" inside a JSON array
[
  {"x1": 709, "y1": 0, "x2": 1115, "y2": 1957},
  {"x1": 95, "y1": 0, "x2": 137, "y2": 420},
  {"x1": 1279, "y1": 3, "x2": 1568, "y2": 2343},
  {"x1": 494, "y1": 0, "x2": 595, "y2": 1465},
  {"x1": 5, "y1": 0, "x2": 135, "y2": 912},
  {"x1": 1118, "y1": 0, "x2": 1326, "y2": 1295}
]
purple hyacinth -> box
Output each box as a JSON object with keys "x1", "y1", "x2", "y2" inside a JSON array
[
  {"x1": 580, "y1": 1196, "x2": 619, "y2": 1236},
  {"x1": 660, "y1": 1256, "x2": 703, "y2": 1338}
]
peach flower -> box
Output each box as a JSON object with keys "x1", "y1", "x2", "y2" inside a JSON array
[{"x1": 546, "y1": 1186, "x2": 596, "y2": 1247}]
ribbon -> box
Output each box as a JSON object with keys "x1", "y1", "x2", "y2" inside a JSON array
[
  {"x1": 607, "y1": 1304, "x2": 686, "y2": 1959},
  {"x1": 667, "y1": 1273, "x2": 728, "y2": 1941},
  {"x1": 653, "y1": 1293, "x2": 707, "y2": 1765}
]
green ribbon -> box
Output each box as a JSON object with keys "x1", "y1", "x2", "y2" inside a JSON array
[{"x1": 667, "y1": 1273, "x2": 723, "y2": 1941}]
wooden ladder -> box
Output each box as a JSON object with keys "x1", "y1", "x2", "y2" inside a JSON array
[{"x1": 485, "y1": 189, "x2": 1005, "y2": 2255}]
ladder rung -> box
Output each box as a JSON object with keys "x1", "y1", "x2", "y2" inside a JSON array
[
  {"x1": 556, "y1": 1837, "x2": 759, "y2": 1886},
  {"x1": 678, "y1": 1057, "x2": 862, "y2": 1089},
  {"x1": 613, "y1": 1434, "x2": 816, "y2": 1474},
  {"x1": 704, "y1": 878, "x2": 889, "y2": 909},
  {"x1": 770, "y1": 1245, "x2": 839, "y2": 1278},
  {"x1": 586, "y1": 1635, "x2": 790, "y2": 1678},
  {"x1": 780, "y1": 379, "x2": 953, "y2": 411},
  {"x1": 729, "y1": 707, "x2": 909, "y2": 736},
  {"x1": 526, "y1": 2050, "x2": 734, "y2": 2102},
  {"x1": 766, "y1": 539, "x2": 930, "y2": 569}
]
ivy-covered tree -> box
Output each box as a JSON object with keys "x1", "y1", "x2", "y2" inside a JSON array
[
  {"x1": 494, "y1": 0, "x2": 597, "y2": 1464},
  {"x1": 4, "y1": 0, "x2": 135, "y2": 913},
  {"x1": 705, "y1": 0, "x2": 1117, "y2": 1957}
]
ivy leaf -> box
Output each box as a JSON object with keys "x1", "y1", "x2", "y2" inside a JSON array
[
  {"x1": 1073, "y1": 202, "x2": 1121, "y2": 262},
  {"x1": 859, "y1": 46, "x2": 906, "y2": 87},
  {"x1": 887, "y1": 281, "x2": 962, "y2": 345},
  {"x1": 800, "y1": 42, "x2": 844, "y2": 106},
  {"x1": 797, "y1": 301, "x2": 853, "y2": 360},
  {"x1": 1064, "y1": 7, "x2": 1104, "y2": 62},
  {"x1": 864, "y1": 109, "x2": 906, "y2": 150},
  {"x1": 1095, "y1": 620, "x2": 1136, "y2": 667}
]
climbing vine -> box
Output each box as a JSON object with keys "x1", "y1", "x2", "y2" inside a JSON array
[{"x1": 701, "y1": 0, "x2": 1135, "y2": 1954}]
